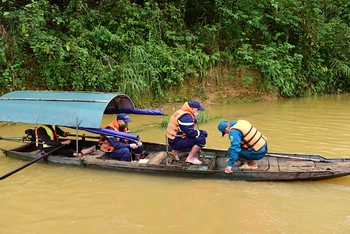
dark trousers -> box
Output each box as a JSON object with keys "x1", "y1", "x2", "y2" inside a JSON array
[
  {"x1": 43, "y1": 142, "x2": 82, "y2": 157},
  {"x1": 106, "y1": 144, "x2": 144, "y2": 162},
  {"x1": 169, "y1": 133, "x2": 207, "y2": 150}
]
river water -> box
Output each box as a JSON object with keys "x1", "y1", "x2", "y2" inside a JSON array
[{"x1": 0, "y1": 95, "x2": 349, "y2": 234}]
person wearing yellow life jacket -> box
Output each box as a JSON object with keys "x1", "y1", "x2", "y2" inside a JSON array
[
  {"x1": 99, "y1": 113, "x2": 143, "y2": 161},
  {"x1": 217, "y1": 120, "x2": 268, "y2": 173},
  {"x1": 166, "y1": 101, "x2": 208, "y2": 165},
  {"x1": 35, "y1": 125, "x2": 95, "y2": 157}
]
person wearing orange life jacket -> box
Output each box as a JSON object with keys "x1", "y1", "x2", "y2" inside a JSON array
[
  {"x1": 217, "y1": 120, "x2": 268, "y2": 173},
  {"x1": 35, "y1": 125, "x2": 95, "y2": 157},
  {"x1": 99, "y1": 113, "x2": 143, "y2": 161},
  {"x1": 166, "y1": 101, "x2": 208, "y2": 165}
]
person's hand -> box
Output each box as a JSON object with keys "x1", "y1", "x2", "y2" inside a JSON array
[
  {"x1": 61, "y1": 140, "x2": 71, "y2": 145},
  {"x1": 130, "y1": 143, "x2": 138, "y2": 149},
  {"x1": 201, "y1": 130, "x2": 208, "y2": 137},
  {"x1": 225, "y1": 166, "x2": 233, "y2": 174},
  {"x1": 137, "y1": 141, "x2": 143, "y2": 147}
]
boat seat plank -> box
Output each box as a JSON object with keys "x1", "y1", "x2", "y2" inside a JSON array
[
  {"x1": 148, "y1": 151, "x2": 168, "y2": 164},
  {"x1": 83, "y1": 150, "x2": 105, "y2": 159}
]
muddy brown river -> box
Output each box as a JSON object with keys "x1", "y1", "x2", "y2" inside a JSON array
[{"x1": 1, "y1": 94, "x2": 349, "y2": 233}]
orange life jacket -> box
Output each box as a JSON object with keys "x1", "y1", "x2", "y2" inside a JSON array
[
  {"x1": 35, "y1": 125, "x2": 58, "y2": 148},
  {"x1": 99, "y1": 119, "x2": 129, "y2": 153},
  {"x1": 166, "y1": 102, "x2": 195, "y2": 140},
  {"x1": 230, "y1": 120, "x2": 267, "y2": 151}
]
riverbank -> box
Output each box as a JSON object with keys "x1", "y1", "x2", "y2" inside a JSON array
[{"x1": 154, "y1": 66, "x2": 278, "y2": 112}]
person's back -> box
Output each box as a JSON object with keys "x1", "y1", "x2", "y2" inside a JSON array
[{"x1": 218, "y1": 119, "x2": 268, "y2": 173}]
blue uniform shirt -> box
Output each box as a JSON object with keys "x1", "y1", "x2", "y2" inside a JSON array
[
  {"x1": 177, "y1": 114, "x2": 200, "y2": 138},
  {"x1": 227, "y1": 121, "x2": 241, "y2": 166},
  {"x1": 226, "y1": 121, "x2": 267, "y2": 166}
]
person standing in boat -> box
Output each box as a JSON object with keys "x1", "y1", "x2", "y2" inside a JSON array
[
  {"x1": 35, "y1": 125, "x2": 95, "y2": 157},
  {"x1": 217, "y1": 120, "x2": 268, "y2": 173},
  {"x1": 99, "y1": 113, "x2": 143, "y2": 161},
  {"x1": 166, "y1": 101, "x2": 208, "y2": 165}
]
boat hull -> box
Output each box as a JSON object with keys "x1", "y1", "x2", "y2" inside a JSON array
[{"x1": 3, "y1": 141, "x2": 350, "y2": 181}]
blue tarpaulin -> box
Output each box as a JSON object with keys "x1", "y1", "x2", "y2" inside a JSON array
[
  {"x1": 0, "y1": 91, "x2": 164, "y2": 131},
  {"x1": 79, "y1": 127, "x2": 139, "y2": 141}
]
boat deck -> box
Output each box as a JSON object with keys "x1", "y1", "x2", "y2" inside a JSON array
[{"x1": 47, "y1": 148, "x2": 341, "y2": 173}]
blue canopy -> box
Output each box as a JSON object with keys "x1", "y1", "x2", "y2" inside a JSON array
[
  {"x1": 79, "y1": 127, "x2": 140, "y2": 141},
  {"x1": 0, "y1": 91, "x2": 164, "y2": 130}
]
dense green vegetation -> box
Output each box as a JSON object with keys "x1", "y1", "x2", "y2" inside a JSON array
[{"x1": 1, "y1": 0, "x2": 349, "y2": 105}]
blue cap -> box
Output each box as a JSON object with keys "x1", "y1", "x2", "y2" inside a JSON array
[
  {"x1": 117, "y1": 113, "x2": 131, "y2": 123},
  {"x1": 188, "y1": 100, "x2": 204, "y2": 111},
  {"x1": 218, "y1": 120, "x2": 229, "y2": 137}
]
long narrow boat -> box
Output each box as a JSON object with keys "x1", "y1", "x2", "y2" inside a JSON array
[
  {"x1": 1, "y1": 91, "x2": 350, "y2": 181},
  {"x1": 3, "y1": 139, "x2": 350, "y2": 181}
]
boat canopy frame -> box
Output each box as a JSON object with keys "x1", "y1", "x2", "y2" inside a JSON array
[{"x1": 0, "y1": 91, "x2": 164, "y2": 141}]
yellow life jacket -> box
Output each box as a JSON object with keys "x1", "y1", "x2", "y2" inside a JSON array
[
  {"x1": 99, "y1": 119, "x2": 129, "y2": 153},
  {"x1": 166, "y1": 102, "x2": 195, "y2": 140},
  {"x1": 35, "y1": 125, "x2": 58, "y2": 148},
  {"x1": 231, "y1": 120, "x2": 267, "y2": 151}
]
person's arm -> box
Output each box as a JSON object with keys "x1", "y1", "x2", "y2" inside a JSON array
[
  {"x1": 107, "y1": 137, "x2": 132, "y2": 149},
  {"x1": 227, "y1": 130, "x2": 242, "y2": 167},
  {"x1": 55, "y1": 126, "x2": 68, "y2": 137},
  {"x1": 178, "y1": 114, "x2": 200, "y2": 138},
  {"x1": 37, "y1": 127, "x2": 62, "y2": 146}
]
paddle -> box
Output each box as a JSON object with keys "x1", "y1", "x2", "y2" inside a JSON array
[
  {"x1": 0, "y1": 136, "x2": 27, "y2": 142},
  {"x1": 0, "y1": 144, "x2": 66, "y2": 180},
  {"x1": 75, "y1": 134, "x2": 100, "y2": 139},
  {"x1": 266, "y1": 153, "x2": 335, "y2": 163}
]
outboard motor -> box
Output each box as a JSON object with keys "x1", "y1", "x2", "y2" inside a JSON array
[{"x1": 24, "y1": 128, "x2": 36, "y2": 143}]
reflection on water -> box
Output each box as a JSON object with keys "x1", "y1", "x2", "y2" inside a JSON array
[{"x1": 1, "y1": 95, "x2": 350, "y2": 234}]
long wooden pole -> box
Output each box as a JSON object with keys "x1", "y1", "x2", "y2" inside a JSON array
[
  {"x1": 0, "y1": 136, "x2": 25, "y2": 139},
  {"x1": 0, "y1": 144, "x2": 66, "y2": 180},
  {"x1": 266, "y1": 153, "x2": 333, "y2": 163}
]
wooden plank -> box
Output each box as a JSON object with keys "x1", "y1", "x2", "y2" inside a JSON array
[
  {"x1": 279, "y1": 160, "x2": 315, "y2": 171},
  {"x1": 84, "y1": 150, "x2": 105, "y2": 159},
  {"x1": 266, "y1": 156, "x2": 279, "y2": 171},
  {"x1": 144, "y1": 152, "x2": 158, "y2": 160},
  {"x1": 148, "y1": 151, "x2": 168, "y2": 164},
  {"x1": 200, "y1": 152, "x2": 217, "y2": 170}
]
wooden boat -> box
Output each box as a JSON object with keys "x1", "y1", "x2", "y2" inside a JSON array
[
  {"x1": 1, "y1": 91, "x2": 350, "y2": 181},
  {"x1": 2, "y1": 139, "x2": 350, "y2": 181}
]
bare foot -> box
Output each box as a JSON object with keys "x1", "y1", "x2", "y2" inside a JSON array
[
  {"x1": 81, "y1": 145, "x2": 95, "y2": 155},
  {"x1": 239, "y1": 163, "x2": 258, "y2": 170},
  {"x1": 171, "y1": 150, "x2": 180, "y2": 161},
  {"x1": 247, "y1": 162, "x2": 258, "y2": 167},
  {"x1": 185, "y1": 157, "x2": 202, "y2": 165}
]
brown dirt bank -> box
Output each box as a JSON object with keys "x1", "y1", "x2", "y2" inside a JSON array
[{"x1": 154, "y1": 66, "x2": 278, "y2": 112}]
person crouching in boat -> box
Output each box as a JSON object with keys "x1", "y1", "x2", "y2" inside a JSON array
[
  {"x1": 99, "y1": 113, "x2": 144, "y2": 162},
  {"x1": 217, "y1": 120, "x2": 268, "y2": 173},
  {"x1": 166, "y1": 101, "x2": 208, "y2": 165},
  {"x1": 36, "y1": 125, "x2": 95, "y2": 157}
]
